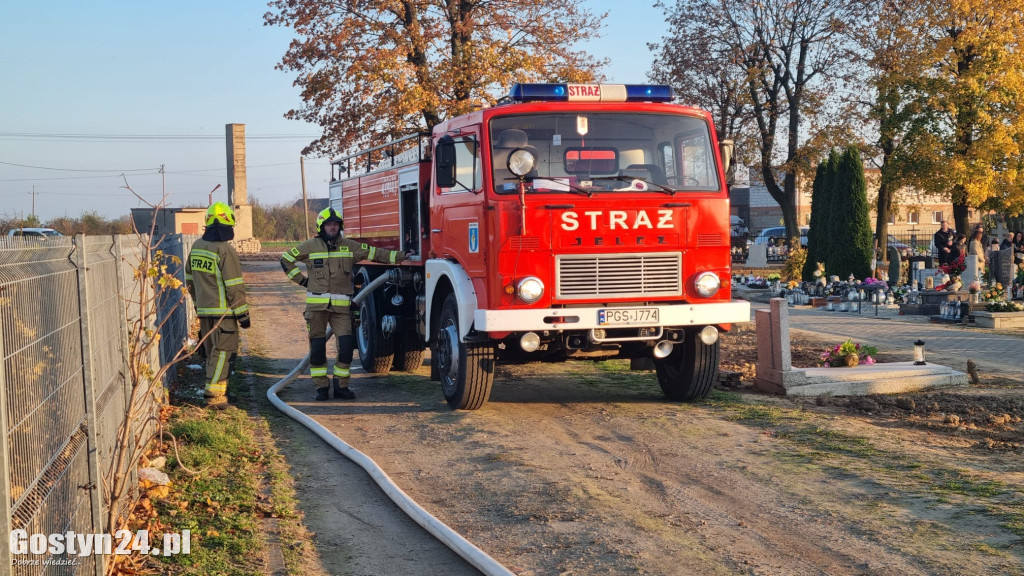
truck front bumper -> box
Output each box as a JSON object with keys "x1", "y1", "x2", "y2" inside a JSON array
[{"x1": 474, "y1": 301, "x2": 751, "y2": 332}]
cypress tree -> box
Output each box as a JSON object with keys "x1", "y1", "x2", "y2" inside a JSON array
[
  {"x1": 821, "y1": 149, "x2": 841, "y2": 278},
  {"x1": 802, "y1": 158, "x2": 829, "y2": 280},
  {"x1": 830, "y1": 146, "x2": 874, "y2": 280}
]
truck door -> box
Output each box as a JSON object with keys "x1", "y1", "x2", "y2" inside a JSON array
[{"x1": 432, "y1": 129, "x2": 486, "y2": 277}]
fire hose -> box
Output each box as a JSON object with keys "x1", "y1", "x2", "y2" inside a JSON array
[{"x1": 266, "y1": 269, "x2": 514, "y2": 576}]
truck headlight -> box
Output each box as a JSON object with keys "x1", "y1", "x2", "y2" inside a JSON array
[
  {"x1": 508, "y1": 148, "x2": 536, "y2": 177},
  {"x1": 694, "y1": 272, "x2": 720, "y2": 297},
  {"x1": 516, "y1": 276, "x2": 544, "y2": 303}
]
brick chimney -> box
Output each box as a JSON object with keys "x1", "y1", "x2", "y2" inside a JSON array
[{"x1": 225, "y1": 123, "x2": 253, "y2": 241}]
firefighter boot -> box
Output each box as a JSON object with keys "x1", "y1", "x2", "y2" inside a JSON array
[
  {"x1": 310, "y1": 361, "x2": 330, "y2": 401},
  {"x1": 332, "y1": 378, "x2": 355, "y2": 400},
  {"x1": 204, "y1": 380, "x2": 229, "y2": 409}
]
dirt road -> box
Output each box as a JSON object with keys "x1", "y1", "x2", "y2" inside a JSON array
[{"x1": 242, "y1": 259, "x2": 1024, "y2": 576}]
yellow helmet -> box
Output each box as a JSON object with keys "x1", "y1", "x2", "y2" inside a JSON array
[
  {"x1": 316, "y1": 207, "x2": 343, "y2": 232},
  {"x1": 205, "y1": 202, "x2": 236, "y2": 226}
]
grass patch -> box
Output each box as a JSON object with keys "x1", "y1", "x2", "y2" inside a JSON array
[
  {"x1": 594, "y1": 359, "x2": 630, "y2": 373},
  {"x1": 704, "y1": 395, "x2": 1024, "y2": 541},
  {"x1": 149, "y1": 407, "x2": 266, "y2": 575},
  {"x1": 125, "y1": 355, "x2": 311, "y2": 576}
]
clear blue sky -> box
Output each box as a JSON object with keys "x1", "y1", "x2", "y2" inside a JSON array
[{"x1": 0, "y1": 1, "x2": 668, "y2": 221}]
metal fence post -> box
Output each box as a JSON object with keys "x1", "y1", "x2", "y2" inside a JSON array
[
  {"x1": 113, "y1": 236, "x2": 134, "y2": 412},
  {"x1": 113, "y1": 235, "x2": 144, "y2": 529},
  {"x1": 73, "y1": 233, "x2": 107, "y2": 576},
  {"x1": 0, "y1": 293, "x2": 12, "y2": 576}
]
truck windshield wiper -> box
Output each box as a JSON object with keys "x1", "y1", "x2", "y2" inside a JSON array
[{"x1": 607, "y1": 175, "x2": 678, "y2": 196}]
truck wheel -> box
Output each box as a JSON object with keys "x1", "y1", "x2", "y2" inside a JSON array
[
  {"x1": 392, "y1": 330, "x2": 425, "y2": 372},
  {"x1": 654, "y1": 329, "x2": 719, "y2": 402},
  {"x1": 355, "y1": 271, "x2": 394, "y2": 374},
  {"x1": 434, "y1": 293, "x2": 494, "y2": 410}
]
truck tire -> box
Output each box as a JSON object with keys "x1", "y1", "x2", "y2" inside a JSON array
[
  {"x1": 355, "y1": 270, "x2": 394, "y2": 374},
  {"x1": 392, "y1": 330, "x2": 425, "y2": 372},
  {"x1": 654, "y1": 329, "x2": 719, "y2": 402},
  {"x1": 434, "y1": 293, "x2": 494, "y2": 410}
]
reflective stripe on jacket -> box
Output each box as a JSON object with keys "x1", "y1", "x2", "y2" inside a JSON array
[{"x1": 280, "y1": 236, "x2": 405, "y2": 312}]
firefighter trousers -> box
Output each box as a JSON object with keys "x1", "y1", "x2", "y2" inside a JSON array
[
  {"x1": 304, "y1": 309, "x2": 355, "y2": 390},
  {"x1": 199, "y1": 316, "x2": 239, "y2": 398}
]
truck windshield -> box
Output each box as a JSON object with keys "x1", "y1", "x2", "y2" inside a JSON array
[{"x1": 489, "y1": 113, "x2": 719, "y2": 195}]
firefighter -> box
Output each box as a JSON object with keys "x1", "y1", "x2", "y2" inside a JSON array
[
  {"x1": 281, "y1": 207, "x2": 406, "y2": 400},
  {"x1": 185, "y1": 202, "x2": 250, "y2": 409}
]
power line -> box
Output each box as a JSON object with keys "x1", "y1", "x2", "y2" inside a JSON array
[
  {"x1": 0, "y1": 131, "x2": 319, "y2": 142},
  {"x1": 0, "y1": 160, "x2": 160, "y2": 172},
  {"x1": 0, "y1": 160, "x2": 329, "y2": 181}
]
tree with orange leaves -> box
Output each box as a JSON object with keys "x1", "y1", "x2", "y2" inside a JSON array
[
  {"x1": 878, "y1": 0, "x2": 1024, "y2": 233},
  {"x1": 265, "y1": 0, "x2": 608, "y2": 157}
]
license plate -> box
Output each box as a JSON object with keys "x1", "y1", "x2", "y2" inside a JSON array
[{"x1": 597, "y1": 308, "x2": 659, "y2": 326}]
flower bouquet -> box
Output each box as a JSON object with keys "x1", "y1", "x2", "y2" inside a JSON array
[
  {"x1": 940, "y1": 254, "x2": 965, "y2": 279},
  {"x1": 985, "y1": 300, "x2": 1023, "y2": 312},
  {"x1": 892, "y1": 285, "x2": 908, "y2": 303},
  {"x1": 746, "y1": 277, "x2": 770, "y2": 289},
  {"x1": 982, "y1": 283, "x2": 1005, "y2": 302},
  {"x1": 818, "y1": 339, "x2": 878, "y2": 367}
]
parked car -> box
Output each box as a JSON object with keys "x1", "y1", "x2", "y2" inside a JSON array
[
  {"x1": 6, "y1": 227, "x2": 63, "y2": 239},
  {"x1": 885, "y1": 234, "x2": 911, "y2": 253},
  {"x1": 752, "y1": 226, "x2": 809, "y2": 246}
]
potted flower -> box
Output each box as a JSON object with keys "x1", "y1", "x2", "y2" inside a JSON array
[
  {"x1": 968, "y1": 281, "x2": 982, "y2": 303},
  {"x1": 940, "y1": 254, "x2": 965, "y2": 291},
  {"x1": 818, "y1": 339, "x2": 879, "y2": 367}
]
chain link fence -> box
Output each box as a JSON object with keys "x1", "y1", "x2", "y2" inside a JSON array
[{"x1": 1, "y1": 233, "x2": 195, "y2": 576}]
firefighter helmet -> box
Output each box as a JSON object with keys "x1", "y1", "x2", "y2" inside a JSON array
[
  {"x1": 205, "y1": 202, "x2": 236, "y2": 227},
  {"x1": 316, "y1": 207, "x2": 343, "y2": 232}
]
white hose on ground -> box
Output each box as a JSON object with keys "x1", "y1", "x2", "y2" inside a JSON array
[{"x1": 266, "y1": 272, "x2": 515, "y2": 576}]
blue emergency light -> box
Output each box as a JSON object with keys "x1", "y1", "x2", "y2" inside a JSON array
[{"x1": 508, "y1": 83, "x2": 674, "y2": 103}]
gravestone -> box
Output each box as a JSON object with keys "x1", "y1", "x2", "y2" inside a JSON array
[
  {"x1": 887, "y1": 246, "x2": 902, "y2": 285},
  {"x1": 964, "y1": 254, "x2": 981, "y2": 286},
  {"x1": 753, "y1": 298, "x2": 791, "y2": 394},
  {"x1": 912, "y1": 261, "x2": 925, "y2": 289},
  {"x1": 919, "y1": 267, "x2": 940, "y2": 289},
  {"x1": 994, "y1": 248, "x2": 1015, "y2": 293},
  {"x1": 746, "y1": 243, "x2": 768, "y2": 267}
]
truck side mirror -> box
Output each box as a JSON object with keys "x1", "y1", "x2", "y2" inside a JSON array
[
  {"x1": 719, "y1": 139, "x2": 735, "y2": 187},
  {"x1": 435, "y1": 135, "x2": 457, "y2": 189}
]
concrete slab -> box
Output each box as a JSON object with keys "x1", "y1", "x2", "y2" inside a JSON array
[
  {"x1": 766, "y1": 361, "x2": 968, "y2": 397},
  {"x1": 974, "y1": 311, "x2": 1024, "y2": 329}
]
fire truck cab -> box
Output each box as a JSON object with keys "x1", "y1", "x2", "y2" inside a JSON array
[{"x1": 329, "y1": 83, "x2": 750, "y2": 410}]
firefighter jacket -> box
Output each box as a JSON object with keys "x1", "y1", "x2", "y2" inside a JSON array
[
  {"x1": 185, "y1": 239, "x2": 249, "y2": 318},
  {"x1": 280, "y1": 236, "x2": 405, "y2": 311}
]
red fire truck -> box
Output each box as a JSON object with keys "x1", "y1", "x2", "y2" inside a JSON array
[{"x1": 328, "y1": 83, "x2": 749, "y2": 409}]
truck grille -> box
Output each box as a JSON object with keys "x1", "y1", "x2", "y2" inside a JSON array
[{"x1": 556, "y1": 253, "x2": 682, "y2": 299}]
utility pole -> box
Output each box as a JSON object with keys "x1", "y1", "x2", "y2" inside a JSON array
[
  {"x1": 300, "y1": 157, "x2": 310, "y2": 237},
  {"x1": 30, "y1": 186, "x2": 36, "y2": 219}
]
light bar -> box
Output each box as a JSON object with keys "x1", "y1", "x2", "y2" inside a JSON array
[{"x1": 508, "y1": 83, "x2": 674, "y2": 103}]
